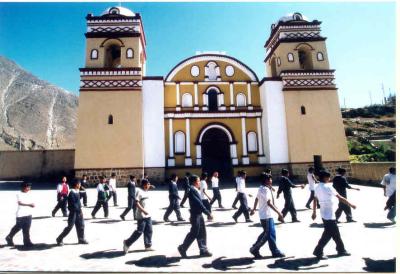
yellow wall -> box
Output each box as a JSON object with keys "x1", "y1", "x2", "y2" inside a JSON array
[
  {"x1": 75, "y1": 91, "x2": 144, "y2": 169},
  {"x1": 283, "y1": 89, "x2": 349, "y2": 163}
]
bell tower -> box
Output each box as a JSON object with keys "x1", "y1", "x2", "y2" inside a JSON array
[
  {"x1": 75, "y1": 6, "x2": 147, "y2": 182},
  {"x1": 260, "y1": 12, "x2": 349, "y2": 176}
]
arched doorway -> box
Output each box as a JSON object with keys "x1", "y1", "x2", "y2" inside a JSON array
[{"x1": 201, "y1": 128, "x2": 233, "y2": 180}]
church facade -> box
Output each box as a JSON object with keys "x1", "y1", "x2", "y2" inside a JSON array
[{"x1": 74, "y1": 7, "x2": 350, "y2": 184}]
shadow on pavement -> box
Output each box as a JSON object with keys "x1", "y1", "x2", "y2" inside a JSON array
[
  {"x1": 267, "y1": 256, "x2": 329, "y2": 271},
  {"x1": 363, "y1": 257, "x2": 396, "y2": 272},
  {"x1": 213, "y1": 208, "x2": 233, "y2": 212},
  {"x1": 126, "y1": 255, "x2": 181, "y2": 267},
  {"x1": 32, "y1": 216, "x2": 52, "y2": 220},
  {"x1": 207, "y1": 221, "x2": 237, "y2": 227},
  {"x1": 14, "y1": 243, "x2": 58, "y2": 251},
  {"x1": 91, "y1": 219, "x2": 122, "y2": 224},
  {"x1": 203, "y1": 256, "x2": 254, "y2": 271},
  {"x1": 310, "y1": 223, "x2": 324, "y2": 228},
  {"x1": 297, "y1": 208, "x2": 310, "y2": 212},
  {"x1": 165, "y1": 221, "x2": 191, "y2": 226},
  {"x1": 363, "y1": 222, "x2": 395, "y2": 229},
  {"x1": 81, "y1": 249, "x2": 132, "y2": 259}
]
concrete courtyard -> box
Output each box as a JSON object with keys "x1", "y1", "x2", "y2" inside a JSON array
[{"x1": 0, "y1": 182, "x2": 396, "y2": 272}]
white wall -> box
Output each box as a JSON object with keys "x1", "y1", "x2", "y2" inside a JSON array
[
  {"x1": 259, "y1": 80, "x2": 289, "y2": 163},
  {"x1": 142, "y1": 79, "x2": 165, "y2": 167}
]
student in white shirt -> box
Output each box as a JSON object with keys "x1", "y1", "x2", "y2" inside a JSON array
[
  {"x1": 231, "y1": 171, "x2": 241, "y2": 209},
  {"x1": 305, "y1": 167, "x2": 319, "y2": 209},
  {"x1": 210, "y1": 171, "x2": 223, "y2": 208},
  {"x1": 381, "y1": 167, "x2": 396, "y2": 223},
  {"x1": 232, "y1": 170, "x2": 252, "y2": 223},
  {"x1": 107, "y1": 173, "x2": 118, "y2": 206},
  {"x1": 5, "y1": 182, "x2": 35, "y2": 248},
  {"x1": 249, "y1": 173, "x2": 285, "y2": 259},
  {"x1": 312, "y1": 170, "x2": 355, "y2": 260},
  {"x1": 200, "y1": 173, "x2": 212, "y2": 220}
]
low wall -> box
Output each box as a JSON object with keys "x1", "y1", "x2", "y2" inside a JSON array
[
  {"x1": 0, "y1": 150, "x2": 75, "y2": 180},
  {"x1": 350, "y1": 162, "x2": 395, "y2": 183}
]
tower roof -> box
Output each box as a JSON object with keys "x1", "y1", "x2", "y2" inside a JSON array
[
  {"x1": 101, "y1": 6, "x2": 135, "y2": 17},
  {"x1": 277, "y1": 12, "x2": 309, "y2": 23}
]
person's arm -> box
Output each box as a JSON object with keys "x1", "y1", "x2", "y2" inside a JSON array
[
  {"x1": 336, "y1": 194, "x2": 356, "y2": 209},
  {"x1": 311, "y1": 197, "x2": 318, "y2": 220},
  {"x1": 277, "y1": 184, "x2": 282, "y2": 198},
  {"x1": 267, "y1": 199, "x2": 284, "y2": 222},
  {"x1": 345, "y1": 179, "x2": 360, "y2": 191},
  {"x1": 18, "y1": 199, "x2": 35, "y2": 208},
  {"x1": 203, "y1": 189, "x2": 212, "y2": 201},
  {"x1": 250, "y1": 198, "x2": 258, "y2": 215},
  {"x1": 192, "y1": 190, "x2": 212, "y2": 218}
]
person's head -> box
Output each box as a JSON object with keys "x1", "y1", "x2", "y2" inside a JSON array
[
  {"x1": 308, "y1": 167, "x2": 315, "y2": 173},
  {"x1": 171, "y1": 173, "x2": 178, "y2": 182},
  {"x1": 141, "y1": 179, "x2": 150, "y2": 191},
  {"x1": 62, "y1": 176, "x2": 67, "y2": 183},
  {"x1": 318, "y1": 170, "x2": 331, "y2": 183},
  {"x1": 129, "y1": 175, "x2": 136, "y2": 181},
  {"x1": 240, "y1": 170, "x2": 247, "y2": 179},
  {"x1": 100, "y1": 176, "x2": 106, "y2": 183},
  {"x1": 260, "y1": 172, "x2": 273, "y2": 186},
  {"x1": 111, "y1": 172, "x2": 116, "y2": 178},
  {"x1": 189, "y1": 175, "x2": 200, "y2": 189},
  {"x1": 389, "y1": 167, "x2": 396, "y2": 175},
  {"x1": 72, "y1": 180, "x2": 81, "y2": 190},
  {"x1": 200, "y1": 172, "x2": 208, "y2": 181},
  {"x1": 21, "y1": 182, "x2": 31, "y2": 192},
  {"x1": 265, "y1": 168, "x2": 271, "y2": 175},
  {"x1": 281, "y1": 169, "x2": 289, "y2": 177},
  {"x1": 185, "y1": 172, "x2": 191, "y2": 177},
  {"x1": 336, "y1": 167, "x2": 346, "y2": 176},
  {"x1": 82, "y1": 174, "x2": 87, "y2": 180},
  {"x1": 213, "y1": 171, "x2": 219, "y2": 177}
]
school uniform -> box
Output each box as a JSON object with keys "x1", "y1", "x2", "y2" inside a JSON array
[
  {"x1": 313, "y1": 182, "x2": 348, "y2": 257},
  {"x1": 79, "y1": 180, "x2": 89, "y2": 207},
  {"x1": 107, "y1": 178, "x2": 118, "y2": 206},
  {"x1": 277, "y1": 176, "x2": 298, "y2": 222},
  {"x1": 164, "y1": 180, "x2": 183, "y2": 221},
  {"x1": 124, "y1": 188, "x2": 153, "y2": 249},
  {"x1": 120, "y1": 180, "x2": 136, "y2": 220},
  {"x1": 200, "y1": 180, "x2": 211, "y2": 213},
  {"x1": 381, "y1": 173, "x2": 396, "y2": 221},
  {"x1": 305, "y1": 172, "x2": 317, "y2": 208},
  {"x1": 332, "y1": 175, "x2": 353, "y2": 222},
  {"x1": 6, "y1": 191, "x2": 34, "y2": 247},
  {"x1": 232, "y1": 177, "x2": 251, "y2": 222},
  {"x1": 52, "y1": 182, "x2": 69, "y2": 217},
  {"x1": 232, "y1": 176, "x2": 240, "y2": 208},
  {"x1": 250, "y1": 185, "x2": 283, "y2": 257},
  {"x1": 178, "y1": 185, "x2": 211, "y2": 255},
  {"x1": 210, "y1": 176, "x2": 222, "y2": 208},
  {"x1": 180, "y1": 176, "x2": 190, "y2": 207},
  {"x1": 56, "y1": 189, "x2": 86, "y2": 244},
  {"x1": 91, "y1": 182, "x2": 109, "y2": 218}
]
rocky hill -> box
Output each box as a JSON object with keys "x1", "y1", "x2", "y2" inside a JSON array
[{"x1": 0, "y1": 56, "x2": 78, "y2": 150}]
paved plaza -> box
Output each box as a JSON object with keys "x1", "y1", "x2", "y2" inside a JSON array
[{"x1": 0, "y1": 182, "x2": 396, "y2": 272}]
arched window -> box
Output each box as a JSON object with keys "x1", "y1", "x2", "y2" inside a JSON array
[
  {"x1": 301, "y1": 106, "x2": 306, "y2": 115},
  {"x1": 236, "y1": 93, "x2": 246, "y2": 107},
  {"x1": 208, "y1": 89, "x2": 219, "y2": 111},
  {"x1": 108, "y1": 114, "x2": 114, "y2": 125},
  {"x1": 182, "y1": 93, "x2": 193, "y2": 107},
  {"x1": 247, "y1": 132, "x2": 258, "y2": 152},
  {"x1": 298, "y1": 48, "x2": 313, "y2": 70},
  {"x1": 126, "y1": 48, "x2": 134, "y2": 59},
  {"x1": 270, "y1": 57, "x2": 277, "y2": 77},
  {"x1": 90, "y1": 49, "x2": 98, "y2": 60},
  {"x1": 174, "y1": 131, "x2": 185, "y2": 154},
  {"x1": 317, "y1": 52, "x2": 324, "y2": 61},
  {"x1": 287, "y1": 53, "x2": 294, "y2": 62},
  {"x1": 105, "y1": 44, "x2": 121, "y2": 68}
]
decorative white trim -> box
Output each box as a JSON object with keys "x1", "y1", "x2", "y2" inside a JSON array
[
  {"x1": 196, "y1": 159, "x2": 202, "y2": 165},
  {"x1": 185, "y1": 158, "x2": 193, "y2": 166},
  {"x1": 164, "y1": 112, "x2": 262, "y2": 119},
  {"x1": 168, "y1": 119, "x2": 174, "y2": 158},
  {"x1": 191, "y1": 65, "x2": 200, "y2": 77},
  {"x1": 280, "y1": 71, "x2": 334, "y2": 77},
  {"x1": 185, "y1": 119, "x2": 191, "y2": 157},
  {"x1": 196, "y1": 145, "x2": 202, "y2": 158},
  {"x1": 242, "y1": 156, "x2": 250, "y2": 165},
  {"x1": 194, "y1": 83, "x2": 199, "y2": 106},
  {"x1": 166, "y1": 55, "x2": 258, "y2": 81},
  {"x1": 167, "y1": 158, "x2": 175, "y2": 167},
  {"x1": 198, "y1": 124, "x2": 234, "y2": 143},
  {"x1": 80, "y1": 70, "x2": 141, "y2": 76},
  {"x1": 241, "y1": 118, "x2": 248, "y2": 157},
  {"x1": 256, "y1": 118, "x2": 264, "y2": 156},
  {"x1": 232, "y1": 158, "x2": 239, "y2": 165},
  {"x1": 176, "y1": 83, "x2": 180, "y2": 106},
  {"x1": 247, "y1": 83, "x2": 252, "y2": 106},
  {"x1": 225, "y1": 65, "x2": 235, "y2": 77},
  {"x1": 229, "y1": 83, "x2": 234, "y2": 106},
  {"x1": 258, "y1": 156, "x2": 267, "y2": 164},
  {"x1": 230, "y1": 144, "x2": 238, "y2": 158}
]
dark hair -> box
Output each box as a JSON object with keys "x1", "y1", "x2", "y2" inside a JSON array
[
  {"x1": 171, "y1": 173, "x2": 178, "y2": 180},
  {"x1": 129, "y1": 175, "x2": 136, "y2": 180},
  {"x1": 72, "y1": 180, "x2": 81, "y2": 188},
  {"x1": 200, "y1": 172, "x2": 208, "y2": 180},
  {"x1": 265, "y1": 168, "x2": 271, "y2": 174},
  {"x1": 308, "y1": 167, "x2": 315, "y2": 172},
  {"x1": 319, "y1": 170, "x2": 331, "y2": 179},
  {"x1": 281, "y1": 169, "x2": 289, "y2": 176},
  {"x1": 185, "y1": 172, "x2": 191, "y2": 176},
  {"x1": 389, "y1": 167, "x2": 395, "y2": 174},
  {"x1": 82, "y1": 174, "x2": 87, "y2": 178},
  {"x1": 111, "y1": 172, "x2": 116, "y2": 177},
  {"x1": 336, "y1": 167, "x2": 346, "y2": 174},
  {"x1": 141, "y1": 179, "x2": 150, "y2": 187},
  {"x1": 99, "y1": 176, "x2": 104, "y2": 180},
  {"x1": 189, "y1": 175, "x2": 200, "y2": 185},
  {"x1": 21, "y1": 182, "x2": 31, "y2": 189},
  {"x1": 260, "y1": 172, "x2": 272, "y2": 182}
]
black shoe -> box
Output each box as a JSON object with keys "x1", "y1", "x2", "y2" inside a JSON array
[
  {"x1": 56, "y1": 238, "x2": 63, "y2": 246},
  {"x1": 177, "y1": 218, "x2": 185, "y2": 222},
  {"x1": 337, "y1": 251, "x2": 351, "y2": 257},
  {"x1": 180, "y1": 204, "x2": 185, "y2": 208},
  {"x1": 232, "y1": 216, "x2": 238, "y2": 223},
  {"x1": 346, "y1": 219, "x2": 356, "y2": 223},
  {"x1": 23, "y1": 242, "x2": 34, "y2": 248},
  {"x1": 5, "y1": 236, "x2": 13, "y2": 246},
  {"x1": 245, "y1": 219, "x2": 253, "y2": 223},
  {"x1": 178, "y1": 245, "x2": 187, "y2": 258},
  {"x1": 91, "y1": 214, "x2": 96, "y2": 219},
  {"x1": 313, "y1": 251, "x2": 327, "y2": 260},
  {"x1": 120, "y1": 215, "x2": 125, "y2": 221},
  {"x1": 219, "y1": 206, "x2": 224, "y2": 209},
  {"x1": 272, "y1": 252, "x2": 286, "y2": 258},
  {"x1": 115, "y1": 204, "x2": 119, "y2": 207},
  {"x1": 292, "y1": 219, "x2": 300, "y2": 223},
  {"x1": 164, "y1": 217, "x2": 170, "y2": 222},
  {"x1": 200, "y1": 250, "x2": 213, "y2": 257},
  {"x1": 232, "y1": 206, "x2": 238, "y2": 209},
  {"x1": 52, "y1": 211, "x2": 56, "y2": 217},
  {"x1": 250, "y1": 247, "x2": 262, "y2": 259},
  {"x1": 305, "y1": 205, "x2": 311, "y2": 209},
  {"x1": 78, "y1": 239, "x2": 89, "y2": 244},
  {"x1": 63, "y1": 214, "x2": 68, "y2": 217}
]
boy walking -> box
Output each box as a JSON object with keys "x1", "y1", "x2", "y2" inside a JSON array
[
  {"x1": 164, "y1": 174, "x2": 184, "y2": 222},
  {"x1": 178, "y1": 175, "x2": 213, "y2": 258},
  {"x1": 312, "y1": 170, "x2": 355, "y2": 260},
  {"x1": 91, "y1": 176, "x2": 109, "y2": 218},
  {"x1": 5, "y1": 182, "x2": 35, "y2": 248},
  {"x1": 107, "y1": 173, "x2": 118, "y2": 206},
  {"x1": 333, "y1": 168, "x2": 360, "y2": 222},
  {"x1": 277, "y1": 169, "x2": 304, "y2": 222},
  {"x1": 79, "y1": 174, "x2": 89, "y2": 207},
  {"x1": 249, "y1": 173, "x2": 285, "y2": 259},
  {"x1": 120, "y1": 175, "x2": 137, "y2": 221},
  {"x1": 56, "y1": 180, "x2": 88, "y2": 245},
  {"x1": 180, "y1": 172, "x2": 191, "y2": 208},
  {"x1": 52, "y1": 176, "x2": 69, "y2": 217},
  {"x1": 381, "y1": 167, "x2": 396, "y2": 223},
  {"x1": 232, "y1": 170, "x2": 252, "y2": 223},
  {"x1": 305, "y1": 167, "x2": 319, "y2": 209},
  {"x1": 210, "y1": 171, "x2": 223, "y2": 208}
]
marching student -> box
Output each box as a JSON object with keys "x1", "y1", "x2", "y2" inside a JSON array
[
  {"x1": 164, "y1": 174, "x2": 185, "y2": 222},
  {"x1": 277, "y1": 169, "x2": 304, "y2": 222},
  {"x1": 178, "y1": 175, "x2": 213, "y2": 258},
  {"x1": 305, "y1": 167, "x2": 319, "y2": 209},
  {"x1": 210, "y1": 171, "x2": 223, "y2": 208},
  {"x1": 200, "y1": 173, "x2": 213, "y2": 220},
  {"x1": 381, "y1": 167, "x2": 396, "y2": 223},
  {"x1": 231, "y1": 171, "x2": 241, "y2": 209},
  {"x1": 91, "y1": 176, "x2": 109, "y2": 218},
  {"x1": 249, "y1": 173, "x2": 285, "y2": 259},
  {"x1": 79, "y1": 174, "x2": 89, "y2": 207},
  {"x1": 123, "y1": 179, "x2": 154, "y2": 253},
  {"x1": 107, "y1": 173, "x2": 118, "y2": 206},
  {"x1": 232, "y1": 170, "x2": 252, "y2": 223},
  {"x1": 52, "y1": 176, "x2": 69, "y2": 217},
  {"x1": 180, "y1": 172, "x2": 191, "y2": 208},
  {"x1": 333, "y1": 168, "x2": 360, "y2": 222},
  {"x1": 56, "y1": 180, "x2": 88, "y2": 246},
  {"x1": 5, "y1": 182, "x2": 35, "y2": 248},
  {"x1": 312, "y1": 170, "x2": 354, "y2": 260},
  {"x1": 120, "y1": 175, "x2": 137, "y2": 221}
]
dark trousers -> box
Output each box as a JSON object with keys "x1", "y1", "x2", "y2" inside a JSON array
[
  {"x1": 121, "y1": 197, "x2": 136, "y2": 219},
  {"x1": 164, "y1": 197, "x2": 182, "y2": 220},
  {"x1": 210, "y1": 188, "x2": 222, "y2": 207},
  {"x1": 180, "y1": 213, "x2": 207, "y2": 253},
  {"x1": 125, "y1": 217, "x2": 153, "y2": 248},
  {"x1": 386, "y1": 192, "x2": 396, "y2": 220},
  {"x1": 251, "y1": 218, "x2": 280, "y2": 255},
  {"x1": 313, "y1": 219, "x2": 346, "y2": 256},
  {"x1": 80, "y1": 192, "x2": 87, "y2": 206},
  {"x1": 107, "y1": 191, "x2": 118, "y2": 206},
  {"x1": 202, "y1": 199, "x2": 212, "y2": 213},
  {"x1": 306, "y1": 191, "x2": 315, "y2": 207},
  {"x1": 233, "y1": 193, "x2": 250, "y2": 220},
  {"x1": 7, "y1": 215, "x2": 32, "y2": 245},
  {"x1": 57, "y1": 211, "x2": 85, "y2": 242},
  {"x1": 232, "y1": 193, "x2": 240, "y2": 207},
  {"x1": 180, "y1": 190, "x2": 189, "y2": 207},
  {"x1": 335, "y1": 202, "x2": 352, "y2": 221},
  {"x1": 91, "y1": 200, "x2": 109, "y2": 217},
  {"x1": 52, "y1": 195, "x2": 68, "y2": 216},
  {"x1": 281, "y1": 195, "x2": 297, "y2": 221}
]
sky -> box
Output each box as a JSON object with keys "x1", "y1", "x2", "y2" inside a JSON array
[{"x1": 0, "y1": 2, "x2": 396, "y2": 108}]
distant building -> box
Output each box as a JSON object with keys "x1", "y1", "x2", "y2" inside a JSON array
[{"x1": 74, "y1": 7, "x2": 350, "y2": 183}]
